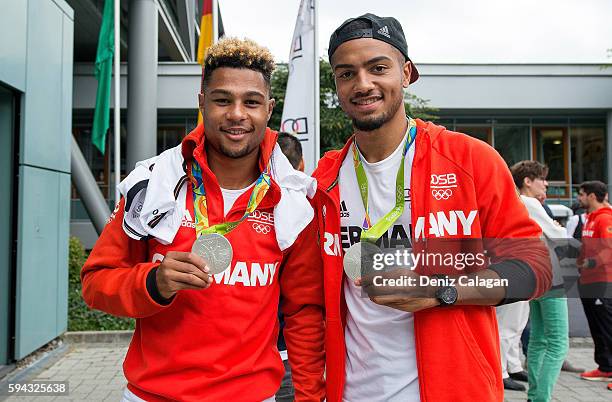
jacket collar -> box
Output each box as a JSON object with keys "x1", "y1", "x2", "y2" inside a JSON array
[
  {"x1": 313, "y1": 118, "x2": 441, "y2": 192},
  {"x1": 588, "y1": 205, "x2": 612, "y2": 219},
  {"x1": 181, "y1": 124, "x2": 282, "y2": 216},
  {"x1": 313, "y1": 134, "x2": 354, "y2": 192}
]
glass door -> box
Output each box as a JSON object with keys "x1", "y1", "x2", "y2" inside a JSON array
[{"x1": 532, "y1": 127, "x2": 569, "y2": 199}]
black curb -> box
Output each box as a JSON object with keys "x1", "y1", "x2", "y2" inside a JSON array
[{"x1": 62, "y1": 331, "x2": 134, "y2": 344}]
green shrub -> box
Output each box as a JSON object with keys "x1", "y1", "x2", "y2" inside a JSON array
[{"x1": 68, "y1": 236, "x2": 135, "y2": 331}]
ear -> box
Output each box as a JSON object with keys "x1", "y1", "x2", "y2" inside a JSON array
[
  {"x1": 198, "y1": 92, "x2": 205, "y2": 114},
  {"x1": 298, "y1": 158, "x2": 305, "y2": 172},
  {"x1": 402, "y1": 60, "x2": 412, "y2": 88},
  {"x1": 523, "y1": 177, "x2": 532, "y2": 188},
  {"x1": 267, "y1": 98, "x2": 276, "y2": 121}
]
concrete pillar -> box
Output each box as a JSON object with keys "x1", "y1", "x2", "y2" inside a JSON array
[
  {"x1": 127, "y1": 0, "x2": 158, "y2": 171},
  {"x1": 71, "y1": 135, "x2": 110, "y2": 234}
]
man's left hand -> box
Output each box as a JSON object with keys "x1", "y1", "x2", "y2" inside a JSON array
[{"x1": 356, "y1": 268, "x2": 440, "y2": 313}]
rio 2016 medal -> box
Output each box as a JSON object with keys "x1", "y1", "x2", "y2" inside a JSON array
[
  {"x1": 343, "y1": 241, "x2": 381, "y2": 280},
  {"x1": 191, "y1": 233, "x2": 233, "y2": 275}
]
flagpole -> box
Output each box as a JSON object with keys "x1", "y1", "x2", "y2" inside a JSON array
[
  {"x1": 113, "y1": 0, "x2": 121, "y2": 204},
  {"x1": 313, "y1": 0, "x2": 320, "y2": 166},
  {"x1": 212, "y1": 0, "x2": 219, "y2": 43}
]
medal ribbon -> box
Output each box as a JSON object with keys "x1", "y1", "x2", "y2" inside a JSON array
[
  {"x1": 353, "y1": 118, "x2": 417, "y2": 243},
  {"x1": 190, "y1": 159, "x2": 272, "y2": 238}
]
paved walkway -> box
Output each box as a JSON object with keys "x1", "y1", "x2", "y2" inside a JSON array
[
  {"x1": 505, "y1": 345, "x2": 610, "y2": 402},
  {"x1": 1, "y1": 341, "x2": 609, "y2": 401}
]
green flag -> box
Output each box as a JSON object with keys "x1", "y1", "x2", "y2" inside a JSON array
[{"x1": 92, "y1": 0, "x2": 114, "y2": 154}]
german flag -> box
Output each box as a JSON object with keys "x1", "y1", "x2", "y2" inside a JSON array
[
  {"x1": 197, "y1": 0, "x2": 224, "y2": 65},
  {"x1": 197, "y1": 0, "x2": 224, "y2": 123}
]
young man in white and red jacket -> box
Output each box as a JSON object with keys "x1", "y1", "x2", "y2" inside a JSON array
[
  {"x1": 81, "y1": 38, "x2": 325, "y2": 402},
  {"x1": 313, "y1": 14, "x2": 552, "y2": 402}
]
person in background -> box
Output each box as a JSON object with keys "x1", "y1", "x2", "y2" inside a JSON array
[
  {"x1": 275, "y1": 131, "x2": 305, "y2": 401},
  {"x1": 278, "y1": 132, "x2": 305, "y2": 172},
  {"x1": 511, "y1": 160, "x2": 569, "y2": 402},
  {"x1": 576, "y1": 181, "x2": 612, "y2": 392},
  {"x1": 556, "y1": 200, "x2": 588, "y2": 375},
  {"x1": 566, "y1": 201, "x2": 587, "y2": 241},
  {"x1": 497, "y1": 160, "x2": 550, "y2": 391},
  {"x1": 536, "y1": 193, "x2": 555, "y2": 220}
]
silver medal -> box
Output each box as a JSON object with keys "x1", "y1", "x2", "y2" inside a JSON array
[
  {"x1": 343, "y1": 241, "x2": 381, "y2": 280},
  {"x1": 191, "y1": 233, "x2": 233, "y2": 275}
]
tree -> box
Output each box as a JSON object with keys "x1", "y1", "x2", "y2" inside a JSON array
[{"x1": 270, "y1": 59, "x2": 437, "y2": 155}]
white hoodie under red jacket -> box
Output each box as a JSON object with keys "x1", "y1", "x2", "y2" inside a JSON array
[{"x1": 81, "y1": 125, "x2": 325, "y2": 401}]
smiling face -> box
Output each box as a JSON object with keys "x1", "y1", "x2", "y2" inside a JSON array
[
  {"x1": 198, "y1": 67, "x2": 275, "y2": 159},
  {"x1": 331, "y1": 38, "x2": 411, "y2": 131}
]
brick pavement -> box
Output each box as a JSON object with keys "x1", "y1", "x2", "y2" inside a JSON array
[
  {"x1": 504, "y1": 345, "x2": 610, "y2": 402},
  {"x1": 3, "y1": 345, "x2": 128, "y2": 402},
  {"x1": 1, "y1": 342, "x2": 610, "y2": 401}
]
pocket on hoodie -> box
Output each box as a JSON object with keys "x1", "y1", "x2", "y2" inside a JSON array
[{"x1": 453, "y1": 311, "x2": 496, "y2": 389}]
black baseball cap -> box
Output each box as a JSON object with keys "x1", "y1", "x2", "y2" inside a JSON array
[{"x1": 328, "y1": 13, "x2": 419, "y2": 84}]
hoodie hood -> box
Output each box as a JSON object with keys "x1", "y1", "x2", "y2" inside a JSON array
[{"x1": 588, "y1": 206, "x2": 612, "y2": 220}]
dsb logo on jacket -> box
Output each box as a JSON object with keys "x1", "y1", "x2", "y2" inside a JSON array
[{"x1": 431, "y1": 173, "x2": 458, "y2": 201}]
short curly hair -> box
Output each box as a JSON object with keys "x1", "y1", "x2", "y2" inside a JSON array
[
  {"x1": 510, "y1": 160, "x2": 549, "y2": 190},
  {"x1": 200, "y1": 37, "x2": 275, "y2": 94}
]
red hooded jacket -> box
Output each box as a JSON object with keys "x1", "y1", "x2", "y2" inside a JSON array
[
  {"x1": 312, "y1": 119, "x2": 551, "y2": 402},
  {"x1": 579, "y1": 206, "x2": 612, "y2": 285},
  {"x1": 81, "y1": 125, "x2": 325, "y2": 401}
]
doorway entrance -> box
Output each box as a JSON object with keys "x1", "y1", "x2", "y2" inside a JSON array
[
  {"x1": 532, "y1": 127, "x2": 570, "y2": 198},
  {"x1": 0, "y1": 84, "x2": 16, "y2": 370}
]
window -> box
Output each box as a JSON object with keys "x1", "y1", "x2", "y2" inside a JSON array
[
  {"x1": 494, "y1": 126, "x2": 530, "y2": 167},
  {"x1": 456, "y1": 126, "x2": 492, "y2": 145},
  {"x1": 570, "y1": 126, "x2": 606, "y2": 184},
  {"x1": 157, "y1": 126, "x2": 185, "y2": 153}
]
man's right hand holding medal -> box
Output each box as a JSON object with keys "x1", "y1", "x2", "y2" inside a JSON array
[{"x1": 156, "y1": 251, "x2": 213, "y2": 299}]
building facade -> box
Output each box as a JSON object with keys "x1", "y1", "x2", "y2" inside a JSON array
[{"x1": 0, "y1": 0, "x2": 74, "y2": 371}]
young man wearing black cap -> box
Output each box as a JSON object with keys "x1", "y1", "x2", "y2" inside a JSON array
[{"x1": 312, "y1": 14, "x2": 552, "y2": 402}]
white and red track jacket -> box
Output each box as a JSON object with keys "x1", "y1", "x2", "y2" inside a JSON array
[
  {"x1": 312, "y1": 119, "x2": 551, "y2": 402},
  {"x1": 81, "y1": 125, "x2": 325, "y2": 402}
]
